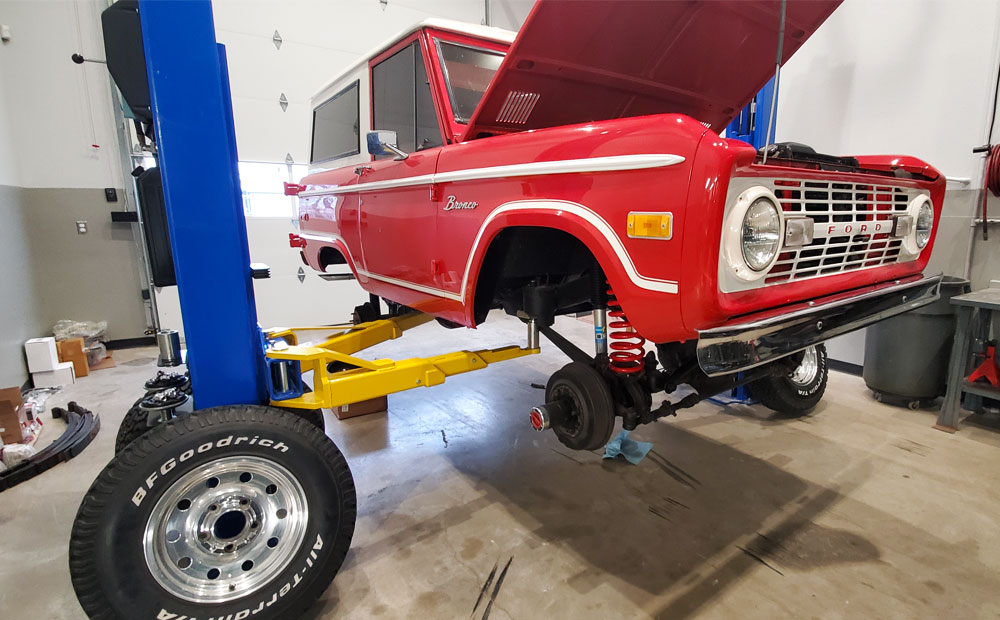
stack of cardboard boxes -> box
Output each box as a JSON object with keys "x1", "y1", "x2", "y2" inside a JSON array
[{"x1": 25, "y1": 337, "x2": 76, "y2": 387}]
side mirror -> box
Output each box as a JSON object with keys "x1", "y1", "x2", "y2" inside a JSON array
[{"x1": 366, "y1": 130, "x2": 408, "y2": 161}]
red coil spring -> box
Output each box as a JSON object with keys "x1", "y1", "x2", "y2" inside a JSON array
[{"x1": 607, "y1": 285, "x2": 646, "y2": 374}]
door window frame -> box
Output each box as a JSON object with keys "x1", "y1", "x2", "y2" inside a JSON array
[
  {"x1": 368, "y1": 32, "x2": 446, "y2": 161},
  {"x1": 433, "y1": 39, "x2": 506, "y2": 125},
  {"x1": 367, "y1": 28, "x2": 511, "y2": 154},
  {"x1": 423, "y1": 28, "x2": 510, "y2": 143}
]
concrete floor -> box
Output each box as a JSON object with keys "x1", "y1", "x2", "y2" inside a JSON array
[{"x1": 2, "y1": 313, "x2": 1000, "y2": 619}]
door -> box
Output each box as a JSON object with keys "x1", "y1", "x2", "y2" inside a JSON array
[{"x1": 359, "y1": 37, "x2": 444, "y2": 291}]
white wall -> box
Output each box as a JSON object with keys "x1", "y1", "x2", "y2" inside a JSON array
[
  {"x1": 0, "y1": 54, "x2": 18, "y2": 187},
  {"x1": 776, "y1": 0, "x2": 1000, "y2": 367},
  {"x1": 155, "y1": 0, "x2": 492, "y2": 336},
  {"x1": 487, "y1": 0, "x2": 532, "y2": 31},
  {"x1": 776, "y1": 0, "x2": 1000, "y2": 184},
  {"x1": 0, "y1": 0, "x2": 123, "y2": 189},
  {"x1": 212, "y1": 0, "x2": 487, "y2": 164}
]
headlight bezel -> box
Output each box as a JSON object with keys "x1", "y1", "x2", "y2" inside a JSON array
[
  {"x1": 724, "y1": 186, "x2": 785, "y2": 281},
  {"x1": 915, "y1": 200, "x2": 933, "y2": 249},
  {"x1": 901, "y1": 194, "x2": 934, "y2": 256}
]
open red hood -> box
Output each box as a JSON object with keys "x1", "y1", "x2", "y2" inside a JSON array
[{"x1": 463, "y1": 0, "x2": 841, "y2": 140}]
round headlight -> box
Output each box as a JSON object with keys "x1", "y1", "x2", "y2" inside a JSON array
[
  {"x1": 742, "y1": 198, "x2": 782, "y2": 271},
  {"x1": 915, "y1": 201, "x2": 933, "y2": 249}
]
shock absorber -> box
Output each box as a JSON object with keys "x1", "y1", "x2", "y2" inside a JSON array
[
  {"x1": 607, "y1": 283, "x2": 646, "y2": 374},
  {"x1": 591, "y1": 262, "x2": 608, "y2": 355}
]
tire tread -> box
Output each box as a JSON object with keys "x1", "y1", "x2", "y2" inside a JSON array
[{"x1": 70, "y1": 405, "x2": 354, "y2": 620}]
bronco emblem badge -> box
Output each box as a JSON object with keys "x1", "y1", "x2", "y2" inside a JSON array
[{"x1": 444, "y1": 195, "x2": 478, "y2": 211}]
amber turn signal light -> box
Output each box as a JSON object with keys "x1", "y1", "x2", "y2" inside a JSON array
[{"x1": 626, "y1": 212, "x2": 673, "y2": 240}]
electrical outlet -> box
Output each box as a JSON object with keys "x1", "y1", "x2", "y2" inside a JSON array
[{"x1": 76, "y1": 221, "x2": 88, "y2": 234}]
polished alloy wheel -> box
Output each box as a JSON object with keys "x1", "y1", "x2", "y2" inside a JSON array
[
  {"x1": 789, "y1": 346, "x2": 820, "y2": 387},
  {"x1": 143, "y1": 455, "x2": 308, "y2": 603}
]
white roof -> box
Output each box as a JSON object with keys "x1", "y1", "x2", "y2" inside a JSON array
[{"x1": 311, "y1": 18, "x2": 517, "y2": 105}]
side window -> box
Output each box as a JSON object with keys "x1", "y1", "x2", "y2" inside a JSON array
[
  {"x1": 310, "y1": 81, "x2": 360, "y2": 163},
  {"x1": 372, "y1": 41, "x2": 442, "y2": 158}
]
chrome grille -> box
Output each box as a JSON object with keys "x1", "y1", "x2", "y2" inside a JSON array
[{"x1": 764, "y1": 178, "x2": 919, "y2": 285}]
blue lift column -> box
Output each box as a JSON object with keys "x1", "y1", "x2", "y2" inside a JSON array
[{"x1": 138, "y1": 0, "x2": 267, "y2": 408}]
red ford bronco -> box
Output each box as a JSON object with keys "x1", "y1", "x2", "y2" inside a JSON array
[
  {"x1": 66, "y1": 3, "x2": 947, "y2": 620},
  {"x1": 289, "y1": 0, "x2": 942, "y2": 450}
]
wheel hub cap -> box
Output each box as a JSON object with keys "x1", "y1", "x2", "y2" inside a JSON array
[
  {"x1": 789, "y1": 346, "x2": 820, "y2": 387},
  {"x1": 144, "y1": 455, "x2": 308, "y2": 603}
]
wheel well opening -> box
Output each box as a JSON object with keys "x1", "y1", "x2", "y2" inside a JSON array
[
  {"x1": 318, "y1": 246, "x2": 347, "y2": 271},
  {"x1": 472, "y1": 227, "x2": 601, "y2": 325}
]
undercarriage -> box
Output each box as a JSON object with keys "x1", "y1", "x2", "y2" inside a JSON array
[{"x1": 514, "y1": 273, "x2": 830, "y2": 451}]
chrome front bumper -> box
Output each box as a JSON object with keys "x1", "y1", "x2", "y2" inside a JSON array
[{"x1": 696, "y1": 275, "x2": 943, "y2": 376}]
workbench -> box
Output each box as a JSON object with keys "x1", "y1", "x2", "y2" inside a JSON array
[{"x1": 936, "y1": 288, "x2": 1000, "y2": 431}]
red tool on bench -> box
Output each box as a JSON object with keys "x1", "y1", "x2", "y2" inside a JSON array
[{"x1": 968, "y1": 340, "x2": 1000, "y2": 387}]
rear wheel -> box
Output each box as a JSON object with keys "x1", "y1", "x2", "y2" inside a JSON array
[
  {"x1": 70, "y1": 405, "x2": 355, "y2": 620},
  {"x1": 115, "y1": 389, "x2": 194, "y2": 454},
  {"x1": 545, "y1": 362, "x2": 616, "y2": 451},
  {"x1": 115, "y1": 396, "x2": 153, "y2": 454},
  {"x1": 749, "y1": 344, "x2": 828, "y2": 415}
]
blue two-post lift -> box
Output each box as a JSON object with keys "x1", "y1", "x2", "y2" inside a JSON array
[
  {"x1": 67, "y1": 3, "x2": 355, "y2": 618},
  {"x1": 140, "y1": 0, "x2": 267, "y2": 408},
  {"x1": 70, "y1": 3, "x2": 537, "y2": 617}
]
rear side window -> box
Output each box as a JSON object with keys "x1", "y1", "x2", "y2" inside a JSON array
[
  {"x1": 310, "y1": 81, "x2": 360, "y2": 163},
  {"x1": 372, "y1": 41, "x2": 442, "y2": 157}
]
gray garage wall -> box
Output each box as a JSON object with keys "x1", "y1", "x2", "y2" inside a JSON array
[
  {"x1": 0, "y1": 184, "x2": 148, "y2": 388},
  {"x1": 19, "y1": 187, "x2": 148, "y2": 341},
  {"x1": 0, "y1": 185, "x2": 46, "y2": 387}
]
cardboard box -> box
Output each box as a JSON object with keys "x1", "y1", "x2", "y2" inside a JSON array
[
  {"x1": 333, "y1": 395, "x2": 388, "y2": 420},
  {"x1": 25, "y1": 337, "x2": 59, "y2": 373},
  {"x1": 32, "y1": 361, "x2": 76, "y2": 388},
  {"x1": 57, "y1": 337, "x2": 90, "y2": 378},
  {"x1": 0, "y1": 387, "x2": 27, "y2": 445}
]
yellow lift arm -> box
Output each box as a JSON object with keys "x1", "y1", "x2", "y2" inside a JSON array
[{"x1": 265, "y1": 313, "x2": 540, "y2": 410}]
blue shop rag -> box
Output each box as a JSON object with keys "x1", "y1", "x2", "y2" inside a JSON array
[{"x1": 602, "y1": 429, "x2": 653, "y2": 465}]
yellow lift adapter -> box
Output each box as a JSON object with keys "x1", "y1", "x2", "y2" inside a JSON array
[{"x1": 265, "y1": 313, "x2": 540, "y2": 410}]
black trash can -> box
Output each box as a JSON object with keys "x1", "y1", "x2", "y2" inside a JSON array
[{"x1": 863, "y1": 276, "x2": 971, "y2": 404}]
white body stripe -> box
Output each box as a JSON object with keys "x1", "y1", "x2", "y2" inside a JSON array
[
  {"x1": 297, "y1": 154, "x2": 685, "y2": 197},
  {"x1": 302, "y1": 199, "x2": 679, "y2": 301}
]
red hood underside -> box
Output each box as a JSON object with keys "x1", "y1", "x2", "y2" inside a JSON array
[{"x1": 464, "y1": 0, "x2": 842, "y2": 140}]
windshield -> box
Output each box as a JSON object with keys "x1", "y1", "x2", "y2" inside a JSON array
[{"x1": 437, "y1": 41, "x2": 505, "y2": 123}]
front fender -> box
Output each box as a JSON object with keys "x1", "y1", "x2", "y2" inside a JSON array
[{"x1": 462, "y1": 200, "x2": 684, "y2": 338}]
